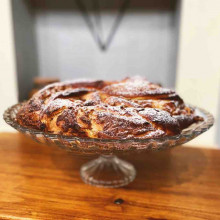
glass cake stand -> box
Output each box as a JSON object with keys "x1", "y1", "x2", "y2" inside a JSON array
[{"x1": 3, "y1": 103, "x2": 214, "y2": 188}]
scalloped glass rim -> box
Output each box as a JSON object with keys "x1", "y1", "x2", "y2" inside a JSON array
[{"x1": 3, "y1": 102, "x2": 214, "y2": 153}]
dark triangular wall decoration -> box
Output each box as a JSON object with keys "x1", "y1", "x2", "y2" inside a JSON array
[{"x1": 75, "y1": 0, "x2": 130, "y2": 51}]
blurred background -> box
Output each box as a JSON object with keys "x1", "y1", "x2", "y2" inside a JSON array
[{"x1": 0, "y1": 0, "x2": 219, "y2": 148}]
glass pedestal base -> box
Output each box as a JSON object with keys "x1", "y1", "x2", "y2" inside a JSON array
[{"x1": 80, "y1": 155, "x2": 136, "y2": 188}]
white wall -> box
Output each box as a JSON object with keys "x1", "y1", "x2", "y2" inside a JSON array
[
  {"x1": 176, "y1": 0, "x2": 220, "y2": 147},
  {"x1": 0, "y1": 0, "x2": 18, "y2": 131}
]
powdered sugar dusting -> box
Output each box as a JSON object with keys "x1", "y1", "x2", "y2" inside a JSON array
[{"x1": 17, "y1": 76, "x2": 201, "y2": 139}]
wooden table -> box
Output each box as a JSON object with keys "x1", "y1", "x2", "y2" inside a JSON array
[{"x1": 0, "y1": 133, "x2": 220, "y2": 220}]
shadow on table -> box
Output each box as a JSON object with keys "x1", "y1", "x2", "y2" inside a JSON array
[
  {"x1": 48, "y1": 145, "x2": 206, "y2": 191},
  {"x1": 123, "y1": 147, "x2": 207, "y2": 191}
]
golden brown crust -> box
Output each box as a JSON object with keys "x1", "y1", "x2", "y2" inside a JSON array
[{"x1": 16, "y1": 77, "x2": 203, "y2": 139}]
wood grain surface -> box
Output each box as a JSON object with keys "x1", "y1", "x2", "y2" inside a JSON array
[{"x1": 0, "y1": 133, "x2": 220, "y2": 220}]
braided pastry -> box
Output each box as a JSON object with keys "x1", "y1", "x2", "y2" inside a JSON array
[{"x1": 16, "y1": 76, "x2": 203, "y2": 139}]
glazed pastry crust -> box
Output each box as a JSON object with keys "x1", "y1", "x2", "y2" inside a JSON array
[{"x1": 16, "y1": 77, "x2": 203, "y2": 139}]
